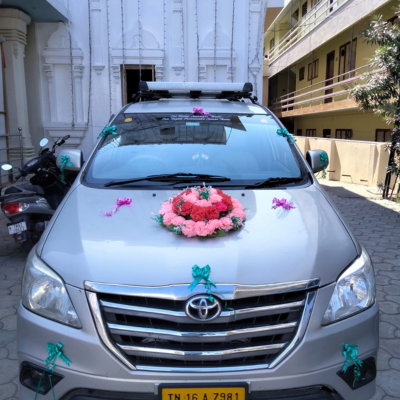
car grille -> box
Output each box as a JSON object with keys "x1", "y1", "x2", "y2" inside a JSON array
[{"x1": 91, "y1": 287, "x2": 316, "y2": 372}]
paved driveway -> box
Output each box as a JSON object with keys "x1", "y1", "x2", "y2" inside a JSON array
[{"x1": 0, "y1": 182, "x2": 400, "y2": 400}]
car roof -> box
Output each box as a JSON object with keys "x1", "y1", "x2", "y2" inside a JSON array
[{"x1": 123, "y1": 99, "x2": 268, "y2": 115}]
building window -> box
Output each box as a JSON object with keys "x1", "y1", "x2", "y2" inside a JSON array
[
  {"x1": 311, "y1": 0, "x2": 322, "y2": 7},
  {"x1": 301, "y1": 1, "x2": 308, "y2": 17},
  {"x1": 308, "y1": 59, "x2": 319, "y2": 81},
  {"x1": 297, "y1": 129, "x2": 303, "y2": 136},
  {"x1": 299, "y1": 66, "x2": 305, "y2": 81},
  {"x1": 323, "y1": 129, "x2": 331, "y2": 138},
  {"x1": 375, "y1": 129, "x2": 392, "y2": 142},
  {"x1": 338, "y1": 39, "x2": 357, "y2": 81},
  {"x1": 335, "y1": 129, "x2": 353, "y2": 140},
  {"x1": 306, "y1": 129, "x2": 317, "y2": 137}
]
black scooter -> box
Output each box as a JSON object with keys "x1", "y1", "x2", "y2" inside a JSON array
[{"x1": 0, "y1": 135, "x2": 76, "y2": 247}]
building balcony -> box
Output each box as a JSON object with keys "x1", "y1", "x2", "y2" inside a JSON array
[
  {"x1": 266, "y1": 0, "x2": 390, "y2": 77},
  {"x1": 269, "y1": 63, "x2": 377, "y2": 118},
  {"x1": 268, "y1": 0, "x2": 350, "y2": 64}
]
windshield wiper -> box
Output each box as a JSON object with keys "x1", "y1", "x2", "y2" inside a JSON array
[
  {"x1": 105, "y1": 173, "x2": 231, "y2": 187},
  {"x1": 246, "y1": 176, "x2": 303, "y2": 189}
]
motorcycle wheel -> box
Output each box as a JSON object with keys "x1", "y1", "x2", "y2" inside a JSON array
[{"x1": 25, "y1": 216, "x2": 51, "y2": 248}]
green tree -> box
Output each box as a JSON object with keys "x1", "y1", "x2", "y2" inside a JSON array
[{"x1": 350, "y1": 6, "x2": 400, "y2": 198}]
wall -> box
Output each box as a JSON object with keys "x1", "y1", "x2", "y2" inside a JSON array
[
  {"x1": 25, "y1": 23, "x2": 44, "y2": 152},
  {"x1": 295, "y1": 136, "x2": 391, "y2": 187},
  {"x1": 24, "y1": 0, "x2": 269, "y2": 157},
  {"x1": 294, "y1": 110, "x2": 388, "y2": 142}
]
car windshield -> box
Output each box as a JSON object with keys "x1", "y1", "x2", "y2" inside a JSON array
[{"x1": 84, "y1": 112, "x2": 304, "y2": 187}]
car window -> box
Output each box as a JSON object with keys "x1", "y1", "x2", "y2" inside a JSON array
[{"x1": 85, "y1": 112, "x2": 303, "y2": 186}]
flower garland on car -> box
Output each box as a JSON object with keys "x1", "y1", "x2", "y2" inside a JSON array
[{"x1": 153, "y1": 186, "x2": 246, "y2": 239}]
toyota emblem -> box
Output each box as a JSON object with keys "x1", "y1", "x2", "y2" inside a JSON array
[{"x1": 185, "y1": 295, "x2": 222, "y2": 322}]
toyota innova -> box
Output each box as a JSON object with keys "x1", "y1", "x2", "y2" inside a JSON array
[{"x1": 17, "y1": 82, "x2": 378, "y2": 400}]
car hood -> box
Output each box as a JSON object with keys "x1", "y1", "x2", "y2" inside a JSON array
[{"x1": 40, "y1": 184, "x2": 357, "y2": 289}]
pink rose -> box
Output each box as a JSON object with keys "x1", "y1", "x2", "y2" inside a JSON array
[
  {"x1": 219, "y1": 216, "x2": 233, "y2": 232},
  {"x1": 171, "y1": 216, "x2": 186, "y2": 226},
  {"x1": 231, "y1": 199, "x2": 244, "y2": 210},
  {"x1": 209, "y1": 188, "x2": 218, "y2": 195},
  {"x1": 194, "y1": 221, "x2": 211, "y2": 237},
  {"x1": 209, "y1": 194, "x2": 222, "y2": 203},
  {"x1": 207, "y1": 219, "x2": 221, "y2": 233},
  {"x1": 184, "y1": 193, "x2": 198, "y2": 204},
  {"x1": 191, "y1": 189, "x2": 200, "y2": 199},
  {"x1": 230, "y1": 208, "x2": 246, "y2": 220},
  {"x1": 182, "y1": 220, "x2": 197, "y2": 237},
  {"x1": 194, "y1": 199, "x2": 210, "y2": 207},
  {"x1": 163, "y1": 212, "x2": 177, "y2": 226},
  {"x1": 214, "y1": 202, "x2": 228, "y2": 212},
  {"x1": 159, "y1": 201, "x2": 173, "y2": 215}
]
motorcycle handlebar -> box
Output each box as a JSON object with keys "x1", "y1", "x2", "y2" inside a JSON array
[{"x1": 15, "y1": 173, "x2": 22, "y2": 180}]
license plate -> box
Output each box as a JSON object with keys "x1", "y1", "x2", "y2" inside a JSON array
[
  {"x1": 161, "y1": 387, "x2": 246, "y2": 400},
  {"x1": 8, "y1": 221, "x2": 27, "y2": 235}
]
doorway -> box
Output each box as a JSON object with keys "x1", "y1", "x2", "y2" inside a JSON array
[
  {"x1": 325, "y1": 51, "x2": 335, "y2": 104},
  {"x1": 123, "y1": 65, "x2": 155, "y2": 104}
]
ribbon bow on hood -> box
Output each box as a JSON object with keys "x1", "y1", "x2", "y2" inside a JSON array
[
  {"x1": 272, "y1": 197, "x2": 296, "y2": 210},
  {"x1": 188, "y1": 264, "x2": 217, "y2": 302}
]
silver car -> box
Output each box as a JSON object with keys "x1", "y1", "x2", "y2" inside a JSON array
[{"x1": 18, "y1": 83, "x2": 378, "y2": 400}]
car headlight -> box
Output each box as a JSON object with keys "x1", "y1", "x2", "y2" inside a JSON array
[
  {"x1": 22, "y1": 250, "x2": 82, "y2": 328},
  {"x1": 322, "y1": 246, "x2": 376, "y2": 325}
]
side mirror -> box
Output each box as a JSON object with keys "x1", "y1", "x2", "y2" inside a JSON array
[
  {"x1": 56, "y1": 149, "x2": 83, "y2": 171},
  {"x1": 306, "y1": 150, "x2": 329, "y2": 173},
  {"x1": 1, "y1": 164, "x2": 13, "y2": 171},
  {"x1": 39, "y1": 138, "x2": 49, "y2": 148}
]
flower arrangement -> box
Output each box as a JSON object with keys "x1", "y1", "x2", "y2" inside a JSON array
[{"x1": 153, "y1": 186, "x2": 246, "y2": 238}]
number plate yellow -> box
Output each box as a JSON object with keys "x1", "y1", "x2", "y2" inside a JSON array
[{"x1": 162, "y1": 387, "x2": 246, "y2": 400}]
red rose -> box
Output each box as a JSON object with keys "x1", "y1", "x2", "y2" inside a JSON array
[
  {"x1": 221, "y1": 194, "x2": 233, "y2": 210},
  {"x1": 190, "y1": 206, "x2": 206, "y2": 222},
  {"x1": 215, "y1": 189, "x2": 224, "y2": 195},
  {"x1": 172, "y1": 196, "x2": 181, "y2": 212},
  {"x1": 180, "y1": 202, "x2": 193, "y2": 216},
  {"x1": 214, "y1": 202, "x2": 228, "y2": 212},
  {"x1": 205, "y1": 206, "x2": 220, "y2": 220}
]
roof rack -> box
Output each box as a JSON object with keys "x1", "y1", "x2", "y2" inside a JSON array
[{"x1": 134, "y1": 82, "x2": 254, "y2": 103}]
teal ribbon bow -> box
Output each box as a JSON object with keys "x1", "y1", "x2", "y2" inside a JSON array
[
  {"x1": 45, "y1": 342, "x2": 71, "y2": 371},
  {"x1": 320, "y1": 152, "x2": 329, "y2": 179},
  {"x1": 35, "y1": 342, "x2": 71, "y2": 400},
  {"x1": 277, "y1": 128, "x2": 296, "y2": 144},
  {"x1": 342, "y1": 344, "x2": 364, "y2": 387},
  {"x1": 60, "y1": 155, "x2": 73, "y2": 185},
  {"x1": 99, "y1": 125, "x2": 117, "y2": 137},
  {"x1": 188, "y1": 264, "x2": 217, "y2": 302}
]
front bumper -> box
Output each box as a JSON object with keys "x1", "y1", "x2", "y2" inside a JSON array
[{"x1": 17, "y1": 283, "x2": 379, "y2": 400}]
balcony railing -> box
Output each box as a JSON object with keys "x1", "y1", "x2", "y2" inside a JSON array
[
  {"x1": 267, "y1": 0, "x2": 350, "y2": 63},
  {"x1": 269, "y1": 63, "x2": 379, "y2": 116}
]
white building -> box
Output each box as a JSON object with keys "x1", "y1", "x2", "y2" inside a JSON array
[{"x1": 0, "y1": 0, "x2": 282, "y2": 163}]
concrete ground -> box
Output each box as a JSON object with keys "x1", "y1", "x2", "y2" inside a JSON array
[{"x1": 0, "y1": 180, "x2": 400, "y2": 399}]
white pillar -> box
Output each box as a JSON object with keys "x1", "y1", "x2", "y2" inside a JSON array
[{"x1": 0, "y1": 8, "x2": 35, "y2": 162}]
